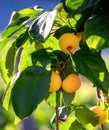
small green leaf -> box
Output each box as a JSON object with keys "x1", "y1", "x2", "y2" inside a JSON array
[
  {"x1": 62, "y1": 91, "x2": 75, "y2": 106},
  {"x1": 72, "y1": 48, "x2": 109, "y2": 93},
  {"x1": 28, "y1": 10, "x2": 56, "y2": 42},
  {"x1": 75, "y1": 105, "x2": 99, "y2": 126},
  {"x1": 11, "y1": 66, "x2": 51, "y2": 119}
]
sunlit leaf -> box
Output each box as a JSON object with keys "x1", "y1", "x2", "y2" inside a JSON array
[
  {"x1": 0, "y1": 6, "x2": 42, "y2": 51},
  {"x1": 0, "y1": 25, "x2": 28, "y2": 51},
  {"x1": 0, "y1": 40, "x2": 16, "y2": 84},
  {"x1": 62, "y1": 0, "x2": 100, "y2": 14},
  {"x1": 43, "y1": 34, "x2": 60, "y2": 50},
  {"x1": 59, "y1": 117, "x2": 75, "y2": 130},
  {"x1": 18, "y1": 42, "x2": 37, "y2": 73},
  {"x1": 28, "y1": 10, "x2": 56, "y2": 42},
  {"x1": 53, "y1": 3, "x2": 68, "y2": 37},
  {"x1": 3, "y1": 72, "x2": 20, "y2": 110},
  {"x1": 46, "y1": 92, "x2": 57, "y2": 107}
]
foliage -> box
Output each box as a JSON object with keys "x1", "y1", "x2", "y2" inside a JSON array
[{"x1": 0, "y1": 0, "x2": 109, "y2": 129}]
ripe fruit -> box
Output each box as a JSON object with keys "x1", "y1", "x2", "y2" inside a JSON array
[
  {"x1": 48, "y1": 71, "x2": 62, "y2": 92},
  {"x1": 62, "y1": 74, "x2": 81, "y2": 93},
  {"x1": 90, "y1": 106, "x2": 107, "y2": 125},
  {"x1": 59, "y1": 33, "x2": 79, "y2": 54}
]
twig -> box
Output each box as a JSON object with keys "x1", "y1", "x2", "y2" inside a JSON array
[
  {"x1": 55, "y1": 91, "x2": 61, "y2": 130},
  {"x1": 55, "y1": 106, "x2": 59, "y2": 130},
  {"x1": 96, "y1": 50, "x2": 105, "y2": 130},
  {"x1": 96, "y1": 87, "x2": 101, "y2": 106},
  {"x1": 101, "y1": 125, "x2": 104, "y2": 130}
]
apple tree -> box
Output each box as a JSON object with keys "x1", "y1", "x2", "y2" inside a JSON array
[{"x1": 0, "y1": 0, "x2": 109, "y2": 129}]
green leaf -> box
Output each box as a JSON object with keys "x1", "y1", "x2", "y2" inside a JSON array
[
  {"x1": 53, "y1": 3, "x2": 69, "y2": 36},
  {"x1": 0, "y1": 6, "x2": 42, "y2": 51},
  {"x1": 63, "y1": 0, "x2": 100, "y2": 14},
  {"x1": 0, "y1": 40, "x2": 16, "y2": 84},
  {"x1": 46, "y1": 92, "x2": 57, "y2": 107},
  {"x1": 7, "y1": 6, "x2": 42, "y2": 27},
  {"x1": 11, "y1": 66, "x2": 51, "y2": 119},
  {"x1": 0, "y1": 25, "x2": 28, "y2": 51},
  {"x1": 74, "y1": 105, "x2": 99, "y2": 126},
  {"x1": 54, "y1": 26, "x2": 73, "y2": 39},
  {"x1": 62, "y1": 91, "x2": 75, "y2": 106},
  {"x1": 28, "y1": 10, "x2": 56, "y2": 42},
  {"x1": 67, "y1": 9, "x2": 92, "y2": 32},
  {"x1": 3, "y1": 72, "x2": 20, "y2": 111},
  {"x1": 85, "y1": 11, "x2": 109, "y2": 50},
  {"x1": 18, "y1": 42, "x2": 39, "y2": 73},
  {"x1": 15, "y1": 30, "x2": 31, "y2": 48},
  {"x1": 69, "y1": 120, "x2": 86, "y2": 130},
  {"x1": 72, "y1": 48, "x2": 109, "y2": 93},
  {"x1": 43, "y1": 34, "x2": 60, "y2": 50},
  {"x1": 18, "y1": 6, "x2": 43, "y2": 21},
  {"x1": 31, "y1": 49, "x2": 51, "y2": 70},
  {"x1": 59, "y1": 117, "x2": 75, "y2": 130}
]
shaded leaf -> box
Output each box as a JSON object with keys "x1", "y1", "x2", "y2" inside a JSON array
[
  {"x1": 62, "y1": 91, "x2": 75, "y2": 106},
  {"x1": 69, "y1": 120, "x2": 86, "y2": 130},
  {"x1": 85, "y1": 11, "x2": 109, "y2": 50},
  {"x1": 31, "y1": 49, "x2": 51, "y2": 69},
  {"x1": 28, "y1": 10, "x2": 56, "y2": 42},
  {"x1": 11, "y1": 66, "x2": 51, "y2": 119},
  {"x1": 72, "y1": 48, "x2": 109, "y2": 93},
  {"x1": 75, "y1": 105, "x2": 99, "y2": 126},
  {"x1": 63, "y1": 0, "x2": 100, "y2": 14},
  {"x1": 15, "y1": 30, "x2": 31, "y2": 48}
]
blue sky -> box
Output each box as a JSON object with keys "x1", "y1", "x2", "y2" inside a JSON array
[
  {"x1": 0, "y1": 0, "x2": 60, "y2": 31},
  {"x1": 0, "y1": 0, "x2": 109, "y2": 54}
]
